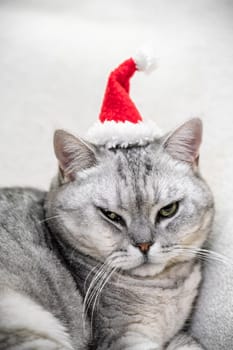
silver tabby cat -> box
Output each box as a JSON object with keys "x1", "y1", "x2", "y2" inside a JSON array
[{"x1": 0, "y1": 118, "x2": 214, "y2": 349}]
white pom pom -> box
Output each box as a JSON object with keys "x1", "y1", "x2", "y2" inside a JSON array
[{"x1": 133, "y1": 48, "x2": 158, "y2": 74}]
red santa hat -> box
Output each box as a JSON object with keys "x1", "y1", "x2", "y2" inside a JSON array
[{"x1": 86, "y1": 50, "x2": 162, "y2": 148}]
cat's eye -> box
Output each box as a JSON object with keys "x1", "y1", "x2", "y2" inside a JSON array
[
  {"x1": 99, "y1": 208, "x2": 125, "y2": 226},
  {"x1": 158, "y1": 202, "x2": 179, "y2": 219}
]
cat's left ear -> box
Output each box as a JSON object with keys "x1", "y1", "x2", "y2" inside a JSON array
[
  {"x1": 54, "y1": 130, "x2": 97, "y2": 182},
  {"x1": 163, "y1": 118, "x2": 202, "y2": 167}
]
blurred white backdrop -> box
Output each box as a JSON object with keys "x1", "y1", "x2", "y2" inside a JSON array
[{"x1": 0, "y1": 0, "x2": 233, "y2": 208}]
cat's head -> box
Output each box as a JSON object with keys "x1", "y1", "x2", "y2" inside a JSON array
[{"x1": 46, "y1": 118, "x2": 214, "y2": 277}]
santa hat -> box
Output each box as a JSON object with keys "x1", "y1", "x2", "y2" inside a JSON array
[{"x1": 86, "y1": 51, "x2": 162, "y2": 148}]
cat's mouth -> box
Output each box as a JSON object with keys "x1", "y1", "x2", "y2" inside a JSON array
[
  {"x1": 141, "y1": 253, "x2": 148, "y2": 263},
  {"x1": 129, "y1": 260, "x2": 166, "y2": 278},
  {"x1": 125, "y1": 254, "x2": 167, "y2": 277},
  {"x1": 105, "y1": 247, "x2": 170, "y2": 277}
]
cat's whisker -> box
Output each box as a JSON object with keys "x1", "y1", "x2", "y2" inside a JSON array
[
  {"x1": 85, "y1": 262, "x2": 116, "y2": 313},
  {"x1": 92, "y1": 268, "x2": 116, "y2": 312},
  {"x1": 188, "y1": 247, "x2": 232, "y2": 267},
  {"x1": 84, "y1": 266, "x2": 109, "y2": 313},
  {"x1": 83, "y1": 264, "x2": 107, "y2": 315},
  {"x1": 170, "y1": 245, "x2": 233, "y2": 268},
  {"x1": 84, "y1": 262, "x2": 102, "y2": 294},
  {"x1": 197, "y1": 247, "x2": 232, "y2": 265},
  {"x1": 83, "y1": 262, "x2": 115, "y2": 338},
  {"x1": 198, "y1": 252, "x2": 232, "y2": 267},
  {"x1": 90, "y1": 266, "x2": 117, "y2": 335},
  {"x1": 38, "y1": 215, "x2": 62, "y2": 224},
  {"x1": 83, "y1": 267, "x2": 105, "y2": 334},
  {"x1": 161, "y1": 245, "x2": 230, "y2": 268},
  {"x1": 83, "y1": 254, "x2": 121, "y2": 336},
  {"x1": 83, "y1": 261, "x2": 113, "y2": 322}
]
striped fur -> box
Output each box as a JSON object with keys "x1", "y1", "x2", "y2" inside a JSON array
[
  {"x1": 0, "y1": 188, "x2": 89, "y2": 349},
  {"x1": 0, "y1": 119, "x2": 214, "y2": 349}
]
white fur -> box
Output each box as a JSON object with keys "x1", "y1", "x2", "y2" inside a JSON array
[
  {"x1": 85, "y1": 120, "x2": 162, "y2": 148},
  {"x1": 118, "y1": 332, "x2": 160, "y2": 349},
  {"x1": 129, "y1": 242, "x2": 167, "y2": 277},
  {"x1": 0, "y1": 290, "x2": 73, "y2": 349}
]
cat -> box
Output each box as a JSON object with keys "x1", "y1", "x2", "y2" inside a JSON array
[{"x1": 0, "y1": 117, "x2": 214, "y2": 349}]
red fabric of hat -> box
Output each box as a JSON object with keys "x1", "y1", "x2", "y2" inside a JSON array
[{"x1": 99, "y1": 58, "x2": 142, "y2": 124}]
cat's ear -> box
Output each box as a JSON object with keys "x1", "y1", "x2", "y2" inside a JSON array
[
  {"x1": 163, "y1": 118, "x2": 202, "y2": 167},
  {"x1": 54, "y1": 130, "x2": 97, "y2": 181}
]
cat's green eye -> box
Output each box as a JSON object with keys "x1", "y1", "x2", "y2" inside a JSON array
[
  {"x1": 99, "y1": 208, "x2": 125, "y2": 226},
  {"x1": 107, "y1": 212, "x2": 118, "y2": 220},
  {"x1": 158, "y1": 202, "x2": 179, "y2": 219}
]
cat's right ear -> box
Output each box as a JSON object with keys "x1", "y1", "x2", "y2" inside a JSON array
[
  {"x1": 162, "y1": 118, "x2": 202, "y2": 168},
  {"x1": 53, "y1": 130, "x2": 97, "y2": 182}
]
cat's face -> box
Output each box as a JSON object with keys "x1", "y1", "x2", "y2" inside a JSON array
[{"x1": 47, "y1": 118, "x2": 214, "y2": 277}]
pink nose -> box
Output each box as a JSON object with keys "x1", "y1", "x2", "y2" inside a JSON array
[{"x1": 136, "y1": 242, "x2": 152, "y2": 253}]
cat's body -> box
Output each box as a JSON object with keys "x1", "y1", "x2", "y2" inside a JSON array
[
  {"x1": 0, "y1": 188, "x2": 87, "y2": 349},
  {"x1": 84, "y1": 259, "x2": 202, "y2": 350},
  {"x1": 0, "y1": 118, "x2": 214, "y2": 349},
  {"x1": 0, "y1": 187, "x2": 202, "y2": 350}
]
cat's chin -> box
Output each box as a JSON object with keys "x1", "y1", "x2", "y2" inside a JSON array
[{"x1": 129, "y1": 262, "x2": 166, "y2": 278}]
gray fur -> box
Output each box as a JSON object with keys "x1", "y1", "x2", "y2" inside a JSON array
[
  {"x1": 0, "y1": 188, "x2": 89, "y2": 349},
  {"x1": 0, "y1": 118, "x2": 214, "y2": 349}
]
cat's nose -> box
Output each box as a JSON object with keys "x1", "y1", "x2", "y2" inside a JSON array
[{"x1": 136, "y1": 242, "x2": 153, "y2": 254}]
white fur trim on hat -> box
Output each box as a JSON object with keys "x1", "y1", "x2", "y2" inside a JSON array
[{"x1": 85, "y1": 120, "x2": 162, "y2": 148}]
